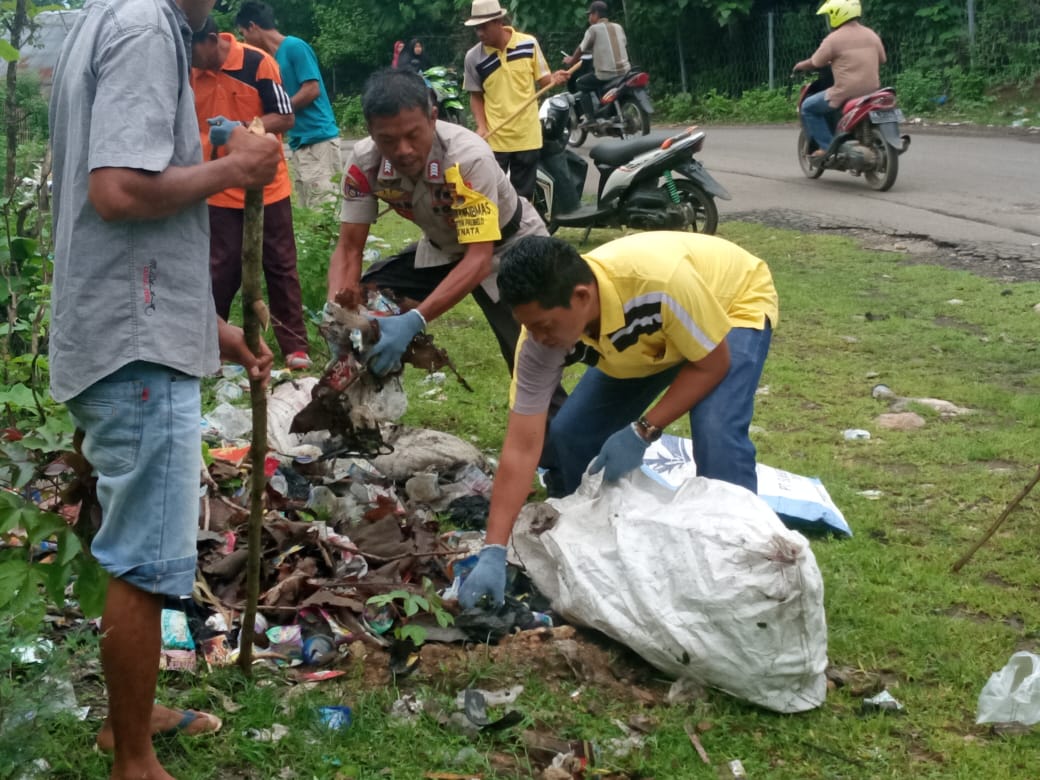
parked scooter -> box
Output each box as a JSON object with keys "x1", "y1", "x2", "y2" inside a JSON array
[
  {"x1": 794, "y1": 67, "x2": 911, "y2": 191},
  {"x1": 533, "y1": 93, "x2": 729, "y2": 236},
  {"x1": 565, "y1": 54, "x2": 653, "y2": 148},
  {"x1": 423, "y1": 66, "x2": 465, "y2": 125}
]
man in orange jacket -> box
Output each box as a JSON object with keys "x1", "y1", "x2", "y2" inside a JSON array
[{"x1": 191, "y1": 16, "x2": 312, "y2": 370}]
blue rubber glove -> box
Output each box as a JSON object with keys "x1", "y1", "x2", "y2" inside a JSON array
[
  {"x1": 207, "y1": 115, "x2": 243, "y2": 148},
  {"x1": 588, "y1": 423, "x2": 649, "y2": 483},
  {"x1": 366, "y1": 309, "x2": 425, "y2": 376},
  {"x1": 458, "y1": 544, "x2": 507, "y2": 610}
]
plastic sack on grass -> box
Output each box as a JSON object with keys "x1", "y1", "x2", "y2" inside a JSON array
[
  {"x1": 977, "y1": 652, "x2": 1040, "y2": 725},
  {"x1": 510, "y1": 468, "x2": 828, "y2": 713},
  {"x1": 643, "y1": 434, "x2": 851, "y2": 536}
]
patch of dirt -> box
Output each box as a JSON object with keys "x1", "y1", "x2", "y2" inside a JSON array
[
  {"x1": 728, "y1": 208, "x2": 1040, "y2": 283},
  {"x1": 345, "y1": 625, "x2": 671, "y2": 704}
]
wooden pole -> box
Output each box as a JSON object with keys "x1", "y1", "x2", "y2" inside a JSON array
[
  {"x1": 952, "y1": 464, "x2": 1040, "y2": 573},
  {"x1": 237, "y1": 118, "x2": 272, "y2": 674},
  {"x1": 484, "y1": 62, "x2": 581, "y2": 141}
]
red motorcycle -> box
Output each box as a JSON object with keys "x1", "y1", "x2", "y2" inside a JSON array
[{"x1": 795, "y1": 68, "x2": 911, "y2": 191}]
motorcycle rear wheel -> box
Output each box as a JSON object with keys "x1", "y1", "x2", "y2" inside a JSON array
[
  {"x1": 618, "y1": 99, "x2": 651, "y2": 139},
  {"x1": 567, "y1": 106, "x2": 587, "y2": 148},
  {"x1": 664, "y1": 179, "x2": 718, "y2": 235},
  {"x1": 864, "y1": 127, "x2": 899, "y2": 191},
  {"x1": 797, "y1": 129, "x2": 825, "y2": 179}
]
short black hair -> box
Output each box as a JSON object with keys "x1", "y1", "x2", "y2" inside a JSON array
[
  {"x1": 191, "y1": 16, "x2": 217, "y2": 45},
  {"x1": 499, "y1": 236, "x2": 595, "y2": 310},
  {"x1": 588, "y1": 1, "x2": 608, "y2": 16},
  {"x1": 235, "y1": 1, "x2": 276, "y2": 30},
  {"x1": 362, "y1": 68, "x2": 432, "y2": 122}
]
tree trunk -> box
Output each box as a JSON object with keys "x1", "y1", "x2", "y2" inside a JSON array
[{"x1": 5, "y1": 0, "x2": 28, "y2": 196}]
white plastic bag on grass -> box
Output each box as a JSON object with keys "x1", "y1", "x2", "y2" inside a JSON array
[
  {"x1": 977, "y1": 652, "x2": 1040, "y2": 725},
  {"x1": 510, "y1": 468, "x2": 829, "y2": 713}
]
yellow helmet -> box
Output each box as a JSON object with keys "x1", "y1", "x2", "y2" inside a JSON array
[{"x1": 816, "y1": 0, "x2": 861, "y2": 28}]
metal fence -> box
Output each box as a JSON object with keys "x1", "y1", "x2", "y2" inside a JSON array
[{"x1": 355, "y1": 3, "x2": 1040, "y2": 102}]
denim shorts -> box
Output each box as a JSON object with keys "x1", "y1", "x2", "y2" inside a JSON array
[{"x1": 66, "y1": 361, "x2": 201, "y2": 597}]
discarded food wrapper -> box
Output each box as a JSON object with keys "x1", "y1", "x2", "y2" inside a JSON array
[
  {"x1": 978, "y1": 651, "x2": 1040, "y2": 725},
  {"x1": 161, "y1": 609, "x2": 195, "y2": 650},
  {"x1": 862, "y1": 689, "x2": 905, "y2": 714},
  {"x1": 200, "y1": 634, "x2": 233, "y2": 667},
  {"x1": 720, "y1": 758, "x2": 748, "y2": 779},
  {"x1": 843, "y1": 428, "x2": 871, "y2": 441},
  {"x1": 159, "y1": 648, "x2": 197, "y2": 673},
  {"x1": 302, "y1": 634, "x2": 336, "y2": 666},
  {"x1": 246, "y1": 723, "x2": 290, "y2": 742},
  {"x1": 298, "y1": 669, "x2": 346, "y2": 682},
  {"x1": 12, "y1": 639, "x2": 53, "y2": 664},
  {"x1": 266, "y1": 624, "x2": 304, "y2": 659},
  {"x1": 453, "y1": 685, "x2": 523, "y2": 709},
  {"x1": 317, "y1": 705, "x2": 353, "y2": 730}
]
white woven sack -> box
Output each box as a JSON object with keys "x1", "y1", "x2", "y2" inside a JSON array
[{"x1": 511, "y1": 468, "x2": 828, "y2": 713}]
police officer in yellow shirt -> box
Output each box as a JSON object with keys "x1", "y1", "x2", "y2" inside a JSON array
[{"x1": 458, "y1": 231, "x2": 779, "y2": 609}]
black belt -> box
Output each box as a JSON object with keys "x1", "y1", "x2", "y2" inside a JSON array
[{"x1": 496, "y1": 203, "x2": 523, "y2": 246}]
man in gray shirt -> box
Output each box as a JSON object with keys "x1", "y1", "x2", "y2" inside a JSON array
[
  {"x1": 49, "y1": 0, "x2": 279, "y2": 774},
  {"x1": 564, "y1": 0, "x2": 631, "y2": 124}
]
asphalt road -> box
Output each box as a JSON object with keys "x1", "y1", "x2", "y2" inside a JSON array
[{"x1": 665, "y1": 123, "x2": 1040, "y2": 263}]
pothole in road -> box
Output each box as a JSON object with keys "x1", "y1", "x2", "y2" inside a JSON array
[{"x1": 729, "y1": 208, "x2": 1040, "y2": 283}]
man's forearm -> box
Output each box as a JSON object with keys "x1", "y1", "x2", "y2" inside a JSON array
[
  {"x1": 292, "y1": 81, "x2": 320, "y2": 111},
  {"x1": 261, "y1": 112, "x2": 294, "y2": 135},
  {"x1": 469, "y1": 93, "x2": 488, "y2": 133},
  {"x1": 89, "y1": 159, "x2": 239, "y2": 221},
  {"x1": 485, "y1": 412, "x2": 547, "y2": 545}
]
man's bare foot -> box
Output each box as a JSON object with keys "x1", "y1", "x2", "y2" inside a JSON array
[
  {"x1": 110, "y1": 757, "x2": 177, "y2": 780},
  {"x1": 96, "y1": 703, "x2": 222, "y2": 752}
]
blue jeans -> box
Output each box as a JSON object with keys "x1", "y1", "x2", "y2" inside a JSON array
[
  {"x1": 66, "y1": 361, "x2": 202, "y2": 597},
  {"x1": 544, "y1": 323, "x2": 772, "y2": 496},
  {"x1": 801, "y1": 91, "x2": 836, "y2": 151}
]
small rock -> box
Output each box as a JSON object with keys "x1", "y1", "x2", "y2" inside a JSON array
[
  {"x1": 876, "y1": 412, "x2": 926, "y2": 430},
  {"x1": 858, "y1": 489, "x2": 884, "y2": 499},
  {"x1": 1033, "y1": 303, "x2": 1040, "y2": 315},
  {"x1": 865, "y1": 371, "x2": 879, "y2": 379},
  {"x1": 843, "y1": 429, "x2": 871, "y2": 441},
  {"x1": 841, "y1": 335, "x2": 860, "y2": 344},
  {"x1": 946, "y1": 298, "x2": 964, "y2": 305}
]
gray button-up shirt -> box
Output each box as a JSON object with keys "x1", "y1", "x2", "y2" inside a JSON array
[{"x1": 48, "y1": 0, "x2": 218, "y2": 402}]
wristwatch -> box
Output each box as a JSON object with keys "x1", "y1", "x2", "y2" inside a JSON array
[{"x1": 633, "y1": 416, "x2": 663, "y2": 443}]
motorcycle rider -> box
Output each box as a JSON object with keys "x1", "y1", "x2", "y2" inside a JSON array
[
  {"x1": 793, "y1": 0, "x2": 886, "y2": 159},
  {"x1": 563, "y1": 1, "x2": 630, "y2": 128}
]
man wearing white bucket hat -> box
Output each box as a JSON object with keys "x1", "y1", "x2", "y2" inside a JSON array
[{"x1": 463, "y1": 0, "x2": 566, "y2": 200}]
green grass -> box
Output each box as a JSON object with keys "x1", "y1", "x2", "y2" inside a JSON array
[{"x1": 5, "y1": 219, "x2": 1040, "y2": 778}]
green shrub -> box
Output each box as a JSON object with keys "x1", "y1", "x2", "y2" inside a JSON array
[{"x1": 333, "y1": 95, "x2": 366, "y2": 136}]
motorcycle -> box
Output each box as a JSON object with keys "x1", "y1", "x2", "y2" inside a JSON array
[
  {"x1": 564, "y1": 54, "x2": 653, "y2": 148},
  {"x1": 423, "y1": 65, "x2": 466, "y2": 125},
  {"x1": 794, "y1": 67, "x2": 911, "y2": 191},
  {"x1": 533, "y1": 93, "x2": 729, "y2": 237}
]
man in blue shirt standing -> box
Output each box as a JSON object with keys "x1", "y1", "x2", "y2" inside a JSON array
[{"x1": 236, "y1": 1, "x2": 342, "y2": 208}]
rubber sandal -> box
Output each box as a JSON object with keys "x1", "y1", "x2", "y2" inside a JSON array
[{"x1": 158, "y1": 709, "x2": 223, "y2": 739}]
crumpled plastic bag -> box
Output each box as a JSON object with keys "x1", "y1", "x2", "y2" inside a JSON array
[
  {"x1": 977, "y1": 652, "x2": 1040, "y2": 725},
  {"x1": 511, "y1": 468, "x2": 828, "y2": 713}
]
